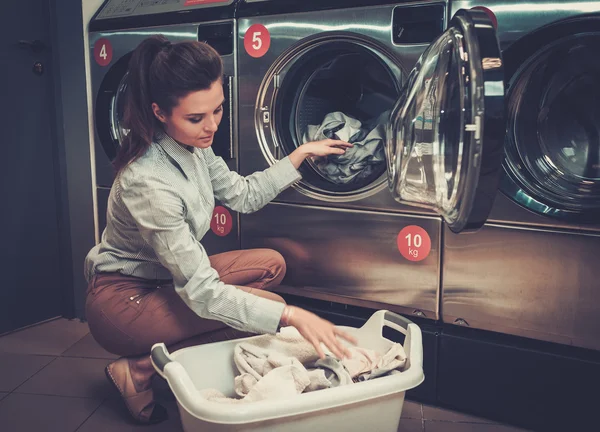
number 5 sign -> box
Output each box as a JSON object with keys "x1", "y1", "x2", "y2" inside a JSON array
[
  {"x1": 94, "y1": 38, "x2": 113, "y2": 67},
  {"x1": 244, "y1": 24, "x2": 270, "y2": 58}
]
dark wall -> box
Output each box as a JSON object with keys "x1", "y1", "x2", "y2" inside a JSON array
[{"x1": 50, "y1": 0, "x2": 97, "y2": 319}]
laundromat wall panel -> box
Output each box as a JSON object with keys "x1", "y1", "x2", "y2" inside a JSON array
[
  {"x1": 96, "y1": 187, "x2": 110, "y2": 235},
  {"x1": 443, "y1": 224, "x2": 600, "y2": 351},
  {"x1": 242, "y1": 203, "x2": 441, "y2": 320}
]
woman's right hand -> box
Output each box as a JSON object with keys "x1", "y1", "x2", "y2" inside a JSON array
[
  {"x1": 281, "y1": 305, "x2": 357, "y2": 359},
  {"x1": 288, "y1": 139, "x2": 353, "y2": 169}
]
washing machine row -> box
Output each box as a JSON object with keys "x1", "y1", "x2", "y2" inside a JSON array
[
  {"x1": 89, "y1": 0, "x2": 241, "y2": 256},
  {"x1": 445, "y1": 0, "x2": 600, "y2": 351},
  {"x1": 88, "y1": 0, "x2": 600, "y2": 353}
]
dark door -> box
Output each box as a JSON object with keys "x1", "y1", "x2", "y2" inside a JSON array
[
  {"x1": 386, "y1": 9, "x2": 506, "y2": 233},
  {"x1": 0, "y1": 0, "x2": 63, "y2": 333}
]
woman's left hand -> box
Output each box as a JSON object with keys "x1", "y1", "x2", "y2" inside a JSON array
[{"x1": 289, "y1": 139, "x2": 353, "y2": 169}]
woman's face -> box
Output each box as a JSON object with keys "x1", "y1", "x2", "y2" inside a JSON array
[{"x1": 152, "y1": 79, "x2": 224, "y2": 149}]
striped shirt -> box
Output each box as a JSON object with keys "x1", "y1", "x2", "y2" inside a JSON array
[{"x1": 85, "y1": 132, "x2": 302, "y2": 334}]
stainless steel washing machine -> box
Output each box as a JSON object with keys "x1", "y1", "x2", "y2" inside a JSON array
[
  {"x1": 443, "y1": 1, "x2": 600, "y2": 351},
  {"x1": 237, "y1": 0, "x2": 506, "y2": 321},
  {"x1": 88, "y1": 0, "x2": 241, "y2": 255}
]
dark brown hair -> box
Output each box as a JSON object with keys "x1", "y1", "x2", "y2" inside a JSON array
[{"x1": 113, "y1": 35, "x2": 223, "y2": 172}]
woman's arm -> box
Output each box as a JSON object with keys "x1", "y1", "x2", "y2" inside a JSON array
[
  {"x1": 120, "y1": 174, "x2": 285, "y2": 334},
  {"x1": 205, "y1": 139, "x2": 351, "y2": 214}
]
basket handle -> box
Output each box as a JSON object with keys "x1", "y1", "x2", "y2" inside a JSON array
[
  {"x1": 151, "y1": 343, "x2": 173, "y2": 375},
  {"x1": 360, "y1": 310, "x2": 423, "y2": 370},
  {"x1": 360, "y1": 310, "x2": 412, "y2": 337},
  {"x1": 383, "y1": 311, "x2": 413, "y2": 334}
]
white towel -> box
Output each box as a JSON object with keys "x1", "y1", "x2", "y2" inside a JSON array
[
  {"x1": 201, "y1": 363, "x2": 312, "y2": 404},
  {"x1": 347, "y1": 343, "x2": 407, "y2": 382},
  {"x1": 201, "y1": 327, "x2": 407, "y2": 404},
  {"x1": 201, "y1": 327, "x2": 331, "y2": 403}
]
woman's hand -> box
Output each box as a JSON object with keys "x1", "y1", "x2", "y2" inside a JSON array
[
  {"x1": 289, "y1": 139, "x2": 353, "y2": 169},
  {"x1": 281, "y1": 305, "x2": 357, "y2": 359}
]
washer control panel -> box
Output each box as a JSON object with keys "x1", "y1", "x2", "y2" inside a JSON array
[{"x1": 95, "y1": 0, "x2": 234, "y2": 20}]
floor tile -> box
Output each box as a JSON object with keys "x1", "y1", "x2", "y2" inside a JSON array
[
  {"x1": 62, "y1": 333, "x2": 119, "y2": 359},
  {"x1": 0, "y1": 393, "x2": 102, "y2": 432},
  {"x1": 15, "y1": 357, "x2": 113, "y2": 399},
  {"x1": 423, "y1": 405, "x2": 496, "y2": 423},
  {"x1": 398, "y1": 419, "x2": 424, "y2": 432},
  {"x1": 425, "y1": 421, "x2": 531, "y2": 432},
  {"x1": 0, "y1": 318, "x2": 89, "y2": 356},
  {"x1": 402, "y1": 400, "x2": 422, "y2": 420},
  {"x1": 0, "y1": 353, "x2": 55, "y2": 391},
  {"x1": 76, "y1": 397, "x2": 183, "y2": 432}
]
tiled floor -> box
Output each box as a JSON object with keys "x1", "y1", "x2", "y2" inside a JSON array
[{"x1": 0, "y1": 318, "x2": 530, "y2": 432}]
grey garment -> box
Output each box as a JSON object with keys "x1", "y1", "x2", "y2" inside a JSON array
[
  {"x1": 307, "y1": 356, "x2": 353, "y2": 388},
  {"x1": 303, "y1": 111, "x2": 389, "y2": 184},
  {"x1": 84, "y1": 132, "x2": 301, "y2": 335},
  {"x1": 355, "y1": 366, "x2": 399, "y2": 382}
]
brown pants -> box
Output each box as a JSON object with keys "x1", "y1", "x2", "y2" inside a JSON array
[{"x1": 85, "y1": 249, "x2": 287, "y2": 357}]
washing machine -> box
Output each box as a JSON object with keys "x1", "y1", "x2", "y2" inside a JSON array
[
  {"x1": 88, "y1": 0, "x2": 241, "y2": 255},
  {"x1": 441, "y1": 1, "x2": 600, "y2": 352},
  {"x1": 237, "y1": 0, "x2": 506, "y2": 322}
]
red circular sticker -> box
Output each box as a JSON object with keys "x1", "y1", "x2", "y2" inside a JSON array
[
  {"x1": 210, "y1": 206, "x2": 233, "y2": 237},
  {"x1": 244, "y1": 24, "x2": 270, "y2": 58},
  {"x1": 94, "y1": 38, "x2": 113, "y2": 67},
  {"x1": 397, "y1": 226, "x2": 432, "y2": 262}
]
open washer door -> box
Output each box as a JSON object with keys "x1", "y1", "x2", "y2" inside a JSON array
[{"x1": 386, "y1": 8, "x2": 505, "y2": 233}]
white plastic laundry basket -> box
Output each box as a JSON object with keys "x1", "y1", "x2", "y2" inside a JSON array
[{"x1": 151, "y1": 310, "x2": 424, "y2": 432}]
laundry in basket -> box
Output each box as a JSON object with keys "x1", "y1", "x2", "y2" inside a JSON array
[
  {"x1": 151, "y1": 310, "x2": 424, "y2": 432},
  {"x1": 198, "y1": 326, "x2": 407, "y2": 403}
]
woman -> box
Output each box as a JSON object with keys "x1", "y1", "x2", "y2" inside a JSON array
[{"x1": 84, "y1": 35, "x2": 356, "y2": 425}]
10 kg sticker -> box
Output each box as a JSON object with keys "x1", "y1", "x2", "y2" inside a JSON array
[
  {"x1": 210, "y1": 206, "x2": 233, "y2": 237},
  {"x1": 397, "y1": 225, "x2": 431, "y2": 262}
]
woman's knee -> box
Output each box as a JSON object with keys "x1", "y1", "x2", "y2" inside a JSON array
[{"x1": 264, "y1": 249, "x2": 287, "y2": 287}]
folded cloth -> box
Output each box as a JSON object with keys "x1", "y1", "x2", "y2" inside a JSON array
[
  {"x1": 303, "y1": 111, "x2": 389, "y2": 184},
  {"x1": 233, "y1": 327, "x2": 322, "y2": 397},
  {"x1": 342, "y1": 343, "x2": 407, "y2": 382},
  {"x1": 201, "y1": 327, "x2": 330, "y2": 403},
  {"x1": 355, "y1": 343, "x2": 407, "y2": 382},
  {"x1": 201, "y1": 328, "x2": 407, "y2": 404},
  {"x1": 201, "y1": 363, "x2": 312, "y2": 404}
]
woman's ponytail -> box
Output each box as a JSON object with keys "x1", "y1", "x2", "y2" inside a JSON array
[{"x1": 113, "y1": 35, "x2": 170, "y2": 172}]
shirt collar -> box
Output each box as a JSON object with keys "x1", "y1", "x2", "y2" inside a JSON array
[{"x1": 155, "y1": 132, "x2": 197, "y2": 181}]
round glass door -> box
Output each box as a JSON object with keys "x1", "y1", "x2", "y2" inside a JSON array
[
  {"x1": 386, "y1": 9, "x2": 505, "y2": 233},
  {"x1": 256, "y1": 36, "x2": 403, "y2": 201},
  {"x1": 111, "y1": 73, "x2": 129, "y2": 146},
  {"x1": 95, "y1": 53, "x2": 132, "y2": 161},
  {"x1": 502, "y1": 29, "x2": 600, "y2": 223}
]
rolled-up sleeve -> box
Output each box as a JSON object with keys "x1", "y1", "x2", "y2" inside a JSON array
[
  {"x1": 204, "y1": 148, "x2": 301, "y2": 214},
  {"x1": 119, "y1": 173, "x2": 285, "y2": 335}
]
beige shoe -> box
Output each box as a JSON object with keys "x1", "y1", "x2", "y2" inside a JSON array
[{"x1": 105, "y1": 357, "x2": 168, "y2": 424}]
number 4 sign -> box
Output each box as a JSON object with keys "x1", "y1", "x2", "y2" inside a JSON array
[
  {"x1": 244, "y1": 24, "x2": 270, "y2": 58},
  {"x1": 397, "y1": 225, "x2": 432, "y2": 262},
  {"x1": 94, "y1": 38, "x2": 113, "y2": 67}
]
